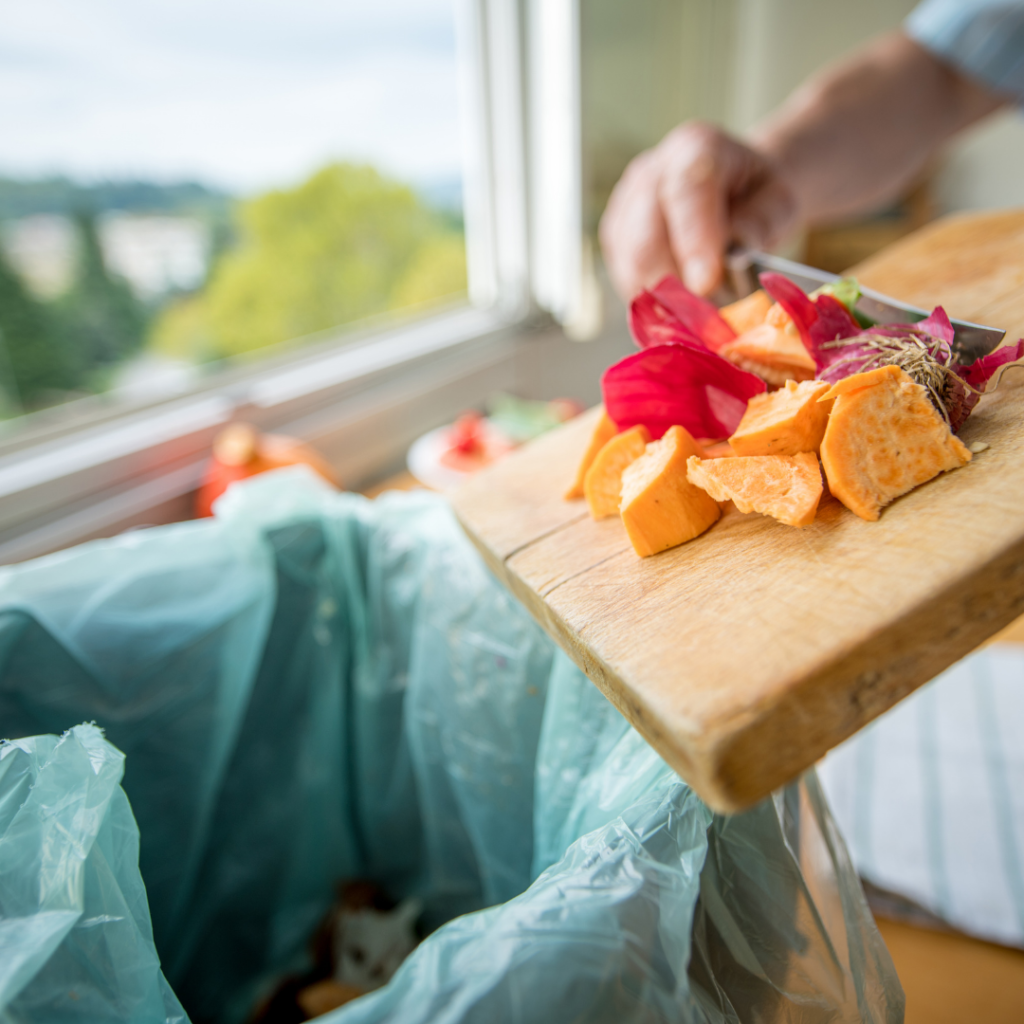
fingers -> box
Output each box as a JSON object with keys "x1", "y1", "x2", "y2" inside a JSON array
[
  {"x1": 654, "y1": 123, "x2": 733, "y2": 295},
  {"x1": 600, "y1": 150, "x2": 680, "y2": 300},
  {"x1": 600, "y1": 121, "x2": 801, "y2": 303}
]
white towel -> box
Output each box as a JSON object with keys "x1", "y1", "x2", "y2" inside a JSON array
[{"x1": 818, "y1": 643, "x2": 1024, "y2": 947}]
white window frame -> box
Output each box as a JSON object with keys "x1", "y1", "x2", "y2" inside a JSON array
[{"x1": 0, "y1": 0, "x2": 611, "y2": 565}]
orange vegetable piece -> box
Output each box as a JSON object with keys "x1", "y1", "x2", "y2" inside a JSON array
[
  {"x1": 718, "y1": 323, "x2": 816, "y2": 386},
  {"x1": 686, "y1": 452, "x2": 823, "y2": 527},
  {"x1": 619, "y1": 426, "x2": 721, "y2": 557},
  {"x1": 818, "y1": 365, "x2": 972, "y2": 521},
  {"x1": 584, "y1": 424, "x2": 651, "y2": 519},
  {"x1": 729, "y1": 379, "x2": 833, "y2": 457},
  {"x1": 765, "y1": 302, "x2": 792, "y2": 329},
  {"x1": 719, "y1": 289, "x2": 773, "y2": 335},
  {"x1": 196, "y1": 423, "x2": 338, "y2": 518},
  {"x1": 699, "y1": 439, "x2": 736, "y2": 459},
  {"x1": 565, "y1": 409, "x2": 618, "y2": 499},
  {"x1": 297, "y1": 980, "x2": 365, "y2": 1018}
]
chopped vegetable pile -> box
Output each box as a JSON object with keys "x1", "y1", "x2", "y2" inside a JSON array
[{"x1": 568, "y1": 273, "x2": 1023, "y2": 558}]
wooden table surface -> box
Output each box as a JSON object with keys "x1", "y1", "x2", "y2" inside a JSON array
[{"x1": 451, "y1": 210, "x2": 1024, "y2": 813}]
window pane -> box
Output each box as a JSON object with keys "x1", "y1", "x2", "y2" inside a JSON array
[{"x1": 0, "y1": 0, "x2": 464, "y2": 423}]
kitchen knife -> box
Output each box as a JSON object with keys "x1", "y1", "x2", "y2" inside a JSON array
[{"x1": 727, "y1": 248, "x2": 1006, "y2": 364}]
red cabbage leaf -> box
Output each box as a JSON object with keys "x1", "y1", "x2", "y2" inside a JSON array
[
  {"x1": 648, "y1": 275, "x2": 737, "y2": 353},
  {"x1": 760, "y1": 272, "x2": 1023, "y2": 431},
  {"x1": 602, "y1": 340, "x2": 767, "y2": 441},
  {"x1": 759, "y1": 272, "x2": 861, "y2": 381},
  {"x1": 956, "y1": 340, "x2": 1024, "y2": 391},
  {"x1": 916, "y1": 307, "x2": 955, "y2": 346},
  {"x1": 947, "y1": 340, "x2": 1024, "y2": 431},
  {"x1": 628, "y1": 275, "x2": 737, "y2": 353},
  {"x1": 628, "y1": 290, "x2": 705, "y2": 350}
]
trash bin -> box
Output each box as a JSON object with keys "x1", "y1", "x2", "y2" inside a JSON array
[{"x1": 0, "y1": 469, "x2": 904, "y2": 1023}]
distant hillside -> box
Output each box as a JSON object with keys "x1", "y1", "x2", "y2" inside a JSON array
[{"x1": 0, "y1": 177, "x2": 233, "y2": 221}]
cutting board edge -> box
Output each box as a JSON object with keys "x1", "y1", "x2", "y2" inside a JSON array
[
  {"x1": 708, "y1": 528, "x2": 1024, "y2": 808},
  {"x1": 457, "y1": 502, "x2": 1024, "y2": 813}
]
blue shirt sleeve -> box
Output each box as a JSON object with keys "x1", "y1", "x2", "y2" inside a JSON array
[{"x1": 907, "y1": 0, "x2": 1024, "y2": 103}]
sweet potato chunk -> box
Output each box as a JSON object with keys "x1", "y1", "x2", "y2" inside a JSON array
[
  {"x1": 686, "y1": 452, "x2": 823, "y2": 527},
  {"x1": 565, "y1": 409, "x2": 618, "y2": 499},
  {"x1": 719, "y1": 289, "x2": 773, "y2": 335},
  {"x1": 699, "y1": 439, "x2": 735, "y2": 459},
  {"x1": 620, "y1": 426, "x2": 721, "y2": 557},
  {"x1": 729, "y1": 379, "x2": 833, "y2": 457},
  {"x1": 818, "y1": 365, "x2": 971, "y2": 521},
  {"x1": 585, "y1": 424, "x2": 651, "y2": 519},
  {"x1": 718, "y1": 323, "x2": 816, "y2": 386}
]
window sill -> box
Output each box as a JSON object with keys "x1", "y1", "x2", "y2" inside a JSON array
[
  {"x1": 0, "y1": 295, "x2": 631, "y2": 566},
  {"x1": 0, "y1": 305, "x2": 519, "y2": 563}
]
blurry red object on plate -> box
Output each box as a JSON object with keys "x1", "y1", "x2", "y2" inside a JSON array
[
  {"x1": 195, "y1": 423, "x2": 339, "y2": 517},
  {"x1": 439, "y1": 412, "x2": 515, "y2": 472},
  {"x1": 407, "y1": 415, "x2": 514, "y2": 491}
]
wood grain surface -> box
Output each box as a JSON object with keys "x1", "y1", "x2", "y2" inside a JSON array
[{"x1": 451, "y1": 210, "x2": 1024, "y2": 813}]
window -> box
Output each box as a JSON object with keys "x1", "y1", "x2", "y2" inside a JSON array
[
  {"x1": 0, "y1": 0, "x2": 636, "y2": 563},
  {"x1": 1, "y1": 0, "x2": 469, "y2": 420}
]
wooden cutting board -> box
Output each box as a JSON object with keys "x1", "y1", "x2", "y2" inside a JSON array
[{"x1": 451, "y1": 210, "x2": 1024, "y2": 813}]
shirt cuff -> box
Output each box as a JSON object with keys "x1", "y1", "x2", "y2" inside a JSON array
[{"x1": 906, "y1": 0, "x2": 1024, "y2": 103}]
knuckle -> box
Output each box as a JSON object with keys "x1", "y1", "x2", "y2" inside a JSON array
[
  {"x1": 663, "y1": 119, "x2": 722, "y2": 154},
  {"x1": 658, "y1": 122, "x2": 730, "y2": 190}
]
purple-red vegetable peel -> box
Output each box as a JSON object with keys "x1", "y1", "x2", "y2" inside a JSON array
[{"x1": 602, "y1": 341, "x2": 766, "y2": 441}]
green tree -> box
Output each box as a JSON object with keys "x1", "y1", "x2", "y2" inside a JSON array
[
  {"x1": 0, "y1": 249, "x2": 80, "y2": 411},
  {"x1": 151, "y1": 163, "x2": 466, "y2": 361},
  {"x1": 56, "y1": 210, "x2": 148, "y2": 374},
  {"x1": 390, "y1": 233, "x2": 468, "y2": 310}
]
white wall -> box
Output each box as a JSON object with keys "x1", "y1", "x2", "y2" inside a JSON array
[
  {"x1": 933, "y1": 109, "x2": 1024, "y2": 214},
  {"x1": 729, "y1": 0, "x2": 918, "y2": 131}
]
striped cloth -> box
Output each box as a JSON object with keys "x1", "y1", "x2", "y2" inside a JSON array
[
  {"x1": 819, "y1": 644, "x2": 1024, "y2": 947},
  {"x1": 907, "y1": 0, "x2": 1024, "y2": 102}
]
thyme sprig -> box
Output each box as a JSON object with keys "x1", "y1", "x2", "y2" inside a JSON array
[{"x1": 820, "y1": 332, "x2": 982, "y2": 425}]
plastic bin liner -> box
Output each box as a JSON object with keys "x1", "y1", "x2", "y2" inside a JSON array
[
  {"x1": 0, "y1": 724, "x2": 186, "y2": 1023},
  {"x1": 0, "y1": 469, "x2": 903, "y2": 1023}
]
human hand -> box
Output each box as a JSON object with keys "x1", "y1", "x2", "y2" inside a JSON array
[{"x1": 599, "y1": 122, "x2": 799, "y2": 300}]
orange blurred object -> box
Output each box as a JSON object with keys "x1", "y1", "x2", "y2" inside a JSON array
[{"x1": 195, "y1": 423, "x2": 339, "y2": 518}]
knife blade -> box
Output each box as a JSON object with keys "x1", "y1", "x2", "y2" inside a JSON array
[{"x1": 727, "y1": 248, "x2": 1006, "y2": 364}]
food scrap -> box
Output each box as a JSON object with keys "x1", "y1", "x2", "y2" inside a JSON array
[
  {"x1": 818, "y1": 365, "x2": 972, "y2": 522},
  {"x1": 565, "y1": 410, "x2": 618, "y2": 499},
  {"x1": 585, "y1": 424, "x2": 651, "y2": 519},
  {"x1": 686, "y1": 453, "x2": 823, "y2": 528},
  {"x1": 565, "y1": 270, "x2": 1022, "y2": 557},
  {"x1": 728, "y1": 379, "x2": 833, "y2": 457},
  {"x1": 619, "y1": 426, "x2": 721, "y2": 556},
  {"x1": 419, "y1": 395, "x2": 582, "y2": 490},
  {"x1": 439, "y1": 412, "x2": 516, "y2": 474},
  {"x1": 196, "y1": 423, "x2": 338, "y2": 518}
]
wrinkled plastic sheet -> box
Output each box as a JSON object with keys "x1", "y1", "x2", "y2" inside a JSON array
[
  {"x1": 0, "y1": 724, "x2": 186, "y2": 1023},
  {"x1": 0, "y1": 469, "x2": 903, "y2": 1023}
]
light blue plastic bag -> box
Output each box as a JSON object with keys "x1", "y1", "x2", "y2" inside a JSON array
[
  {"x1": 0, "y1": 724, "x2": 185, "y2": 1023},
  {"x1": 0, "y1": 470, "x2": 903, "y2": 1023}
]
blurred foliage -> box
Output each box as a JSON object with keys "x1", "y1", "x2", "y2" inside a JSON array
[
  {"x1": 55, "y1": 211, "x2": 149, "y2": 371},
  {"x1": 151, "y1": 163, "x2": 467, "y2": 362},
  {"x1": 0, "y1": 211, "x2": 147, "y2": 411},
  {"x1": 0, "y1": 250, "x2": 75, "y2": 411},
  {"x1": 0, "y1": 165, "x2": 463, "y2": 417},
  {"x1": 390, "y1": 233, "x2": 468, "y2": 310}
]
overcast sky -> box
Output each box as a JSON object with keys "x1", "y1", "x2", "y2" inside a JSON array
[{"x1": 1, "y1": 0, "x2": 462, "y2": 194}]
